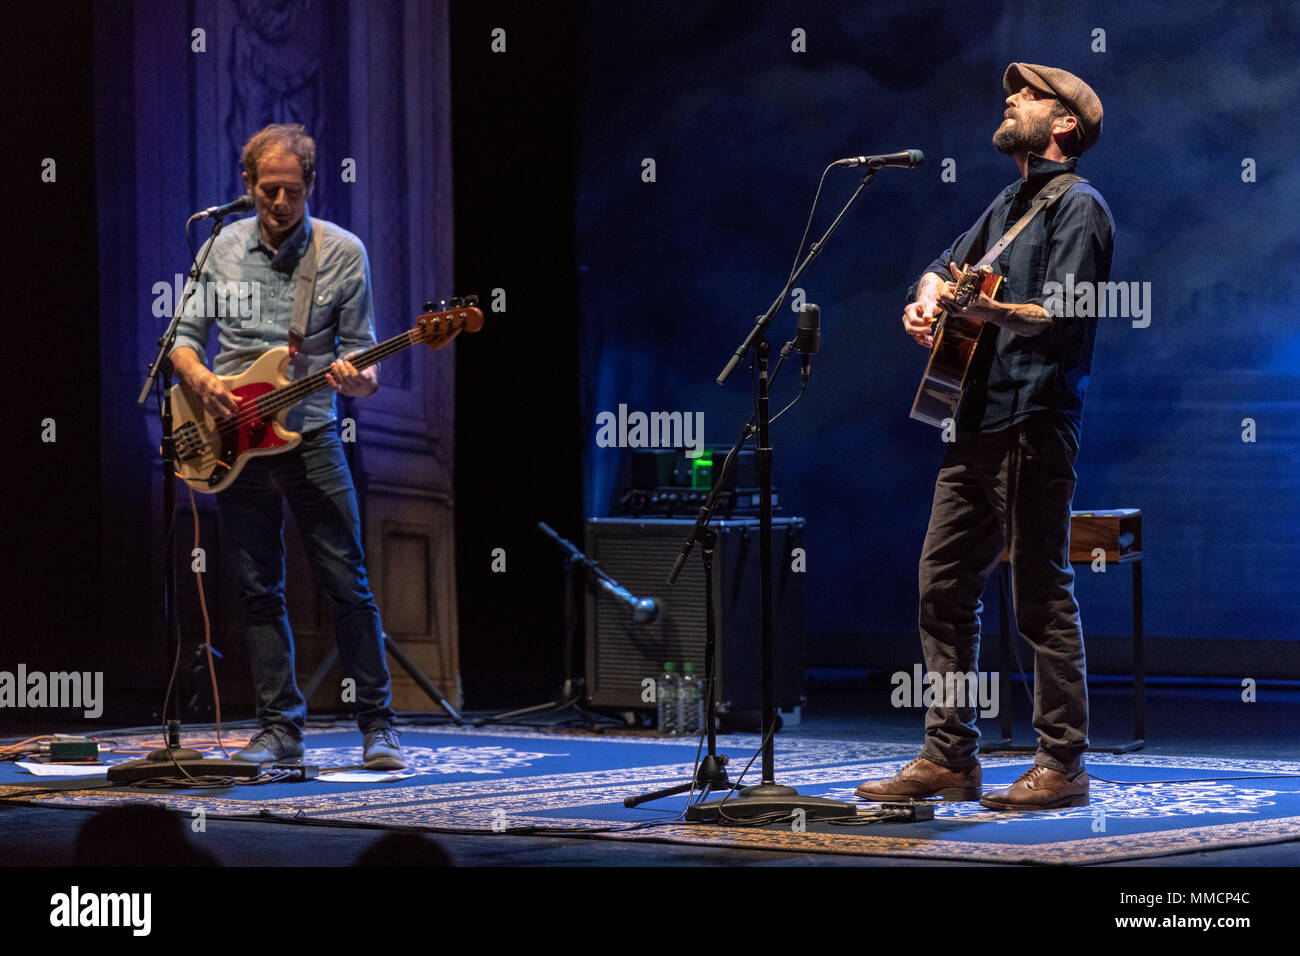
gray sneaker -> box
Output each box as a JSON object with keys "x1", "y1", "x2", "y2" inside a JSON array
[
  {"x1": 362, "y1": 725, "x2": 405, "y2": 770},
  {"x1": 233, "y1": 727, "x2": 305, "y2": 766}
]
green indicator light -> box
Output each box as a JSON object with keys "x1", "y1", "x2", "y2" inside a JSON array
[{"x1": 691, "y1": 453, "x2": 714, "y2": 490}]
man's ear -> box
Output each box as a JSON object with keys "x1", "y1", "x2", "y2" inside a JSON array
[
  {"x1": 1053, "y1": 115, "x2": 1079, "y2": 137},
  {"x1": 242, "y1": 169, "x2": 251, "y2": 193},
  {"x1": 305, "y1": 171, "x2": 316, "y2": 199}
]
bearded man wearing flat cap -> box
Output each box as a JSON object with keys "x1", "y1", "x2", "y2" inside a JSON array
[{"x1": 857, "y1": 63, "x2": 1115, "y2": 810}]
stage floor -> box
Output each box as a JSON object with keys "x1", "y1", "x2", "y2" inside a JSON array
[{"x1": 2, "y1": 682, "x2": 1298, "y2": 867}]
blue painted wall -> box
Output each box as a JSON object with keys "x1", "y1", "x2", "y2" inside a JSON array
[{"x1": 576, "y1": 0, "x2": 1300, "y2": 642}]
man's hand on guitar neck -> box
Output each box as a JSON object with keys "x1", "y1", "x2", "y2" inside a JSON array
[
  {"x1": 170, "y1": 347, "x2": 241, "y2": 419},
  {"x1": 936, "y1": 263, "x2": 1052, "y2": 337},
  {"x1": 902, "y1": 271, "x2": 954, "y2": 349},
  {"x1": 326, "y1": 357, "x2": 378, "y2": 398}
]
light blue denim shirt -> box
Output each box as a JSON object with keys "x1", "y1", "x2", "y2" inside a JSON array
[{"x1": 171, "y1": 207, "x2": 377, "y2": 432}]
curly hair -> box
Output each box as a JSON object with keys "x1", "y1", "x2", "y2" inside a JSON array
[{"x1": 241, "y1": 124, "x2": 316, "y2": 184}]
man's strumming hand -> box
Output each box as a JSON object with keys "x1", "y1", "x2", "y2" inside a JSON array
[
  {"x1": 902, "y1": 271, "x2": 954, "y2": 349},
  {"x1": 171, "y1": 347, "x2": 240, "y2": 419}
]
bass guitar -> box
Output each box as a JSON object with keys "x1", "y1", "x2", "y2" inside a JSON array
[{"x1": 169, "y1": 297, "x2": 484, "y2": 492}]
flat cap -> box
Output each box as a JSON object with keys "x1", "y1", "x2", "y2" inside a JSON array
[{"x1": 1003, "y1": 62, "x2": 1103, "y2": 153}]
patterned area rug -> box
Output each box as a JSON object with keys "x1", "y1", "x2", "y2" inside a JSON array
[{"x1": 3, "y1": 725, "x2": 1298, "y2": 864}]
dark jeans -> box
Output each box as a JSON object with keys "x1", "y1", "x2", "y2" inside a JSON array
[
  {"x1": 217, "y1": 425, "x2": 395, "y2": 736},
  {"x1": 916, "y1": 413, "x2": 1088, "y2": 774}
]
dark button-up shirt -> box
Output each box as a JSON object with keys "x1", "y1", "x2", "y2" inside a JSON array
[
  {"x1": 172, "y1": 207, "x2": 377, "y2": 432},
  {"x1": 910, "y1": 153, "x2": 1115, "y2": 439}
]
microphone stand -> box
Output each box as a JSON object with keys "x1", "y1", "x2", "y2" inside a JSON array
[
  {"x1": 635, "y1": 374, "x2": 794, "y2": 811},
  {"x1": 676, "y1": 169, "x2": 880, "y2": 822},
  {"x1": 625, "y1": 526, "x2": 732, "y2": 808},
  {"x1": 114, "y1": 211, "x2": 261, "y2": 783},
  {"x1": 300, "y1": 631, "x2": 465, "y2": 725},
  {"x1": 473, "y1": 522, "x2": 636, "y2": 728}
]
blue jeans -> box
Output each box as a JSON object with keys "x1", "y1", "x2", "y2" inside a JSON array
[{"x1": 217, "y1": 425, "x2": 395, "y2": 736}]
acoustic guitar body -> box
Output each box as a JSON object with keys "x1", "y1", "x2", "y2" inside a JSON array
[{"x1": 909, "y1": 265, "x2": 1004, "y2": 428}]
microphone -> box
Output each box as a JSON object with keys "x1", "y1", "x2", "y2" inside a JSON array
[
  {"x1": 535, "y1": 522, "x2": 659, "y2": 623},
  {"x1": 193, "y1": 195, "x2": 255, "y2": 220},
  {"x1": 596, "y1": 578, "x2": 660, "y2": 624},
  {"x1": 834, "y1": 149, "x2": 924, "y2": 169},
  {"x1": 795, "y1": 303, "x2": 820, "y2": 386}
]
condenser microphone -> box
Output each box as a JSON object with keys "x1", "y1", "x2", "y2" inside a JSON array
[
  {"x1": 833, "y1": 149, "x2": 924, "y2": 169},
  {"x1": 795, "y1": 303, "x2": 820, "y2": 385}
]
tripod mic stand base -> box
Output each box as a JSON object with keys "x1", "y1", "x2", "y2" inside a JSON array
[
  {"x1": 624, "y1": 751, "x2": 731, "y2": 808},
  {"x1": 684, "y1": 787, "x2": 856, "y2": 823}
]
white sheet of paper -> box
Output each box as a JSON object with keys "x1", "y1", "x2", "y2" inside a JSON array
[
  {"x1": 319, "y1": 770, "x2": 416, "y2": 783},
  {"x1": 16, "y1": 762, "x2": 109, "y2": 777}
]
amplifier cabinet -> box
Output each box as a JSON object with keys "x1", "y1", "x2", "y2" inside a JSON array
[{"x1": 583, "y1": 517, "x2": 806, "y2": 712}]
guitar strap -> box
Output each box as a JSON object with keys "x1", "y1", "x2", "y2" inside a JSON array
[
  {"x1": 287, "y1": 218, "x2": 324, "y2": 357},
  {"x1": 972, "y1": 173, "x2": 1082, "y2": 271}
]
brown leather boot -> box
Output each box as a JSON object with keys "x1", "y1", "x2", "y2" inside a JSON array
[
  {"x1": 854, "y1": 756, "x2": 982, "y2": 802},
  {"x1": 979, "y1": 764, "x2": 1088, "y2": 811}
]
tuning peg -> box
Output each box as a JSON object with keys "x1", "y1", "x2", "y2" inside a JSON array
[
  {"x1": 422, "y1": 300, "x2": 436, "y2": 313},
  {"x1": 464, "y1": 294, "x2": 479, "y2": 307},
  {"x1": 449, "y1": 296, "x2": 463, "y2": 308}
]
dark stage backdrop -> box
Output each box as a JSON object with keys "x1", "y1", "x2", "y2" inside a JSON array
[
  {"x1": 576, "y1": 0, "x2": 1300, "y2": 651},
  {"x1": 93, "y1": 0, "x2": 460, "y2": 716}
]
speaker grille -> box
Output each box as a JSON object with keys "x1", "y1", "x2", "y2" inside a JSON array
[{"x1": 584, "y1": 518, "x2": 804, "y2": 710}]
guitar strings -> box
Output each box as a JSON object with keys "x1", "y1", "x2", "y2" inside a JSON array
[
  {"x1": 239, "y1": 330, "x2": 415, "y2": 420},
  {"x1": 175, "y1": 332, "x2": 410, "y2": 472},
  {"x1": 244, "y1": 327, "x2": 417, "y2": 416},
  {"x1": 197, "y1": 322, "x2": 439, "y2": 434},
  {"x1": 175, "y1": 322, "x2": 449, "y2": 463}
]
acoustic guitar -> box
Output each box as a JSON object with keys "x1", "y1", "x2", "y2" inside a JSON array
[{"x1": 908, "y1": 265, "x2": 1003, "y2": 428}]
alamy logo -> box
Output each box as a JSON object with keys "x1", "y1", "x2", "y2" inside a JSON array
[
  {"x1": 595, "y1": 404, "x2": 705, "y2": 458},
  {"x1": 151, "y1": 274, "x2": 262, "y2": 323},
  {"x1": 49, "y1": 886, "x2": 151, "y2": 936},
  {"x1": 891, "y1": 664, "x2": 999, "y2": 718},
  {"x1": 0, "y1": 664, "x2": 103, "y2": 718},
  {"x1": 1042, "y1": 273, "x2": 1152, "y2": 328}
]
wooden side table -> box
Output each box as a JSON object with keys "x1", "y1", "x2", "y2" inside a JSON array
[{"x1": 984, "y1": 509, "x2": 1145, "y2": 755}]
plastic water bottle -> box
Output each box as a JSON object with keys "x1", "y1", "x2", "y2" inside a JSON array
[
  {"x1": 656, "y1": 662, "x2": 680, "y2": 735},
  {"x1": 678, "y1": 662, "x2": 703, "y2": 736}
]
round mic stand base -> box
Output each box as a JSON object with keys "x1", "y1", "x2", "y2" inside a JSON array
[
  {"x1": 107, "y1": 720, "x2": 263, "y2": 783},
  {"x1": 684, "y1": 790, "x2": 859, "y2": 823}
]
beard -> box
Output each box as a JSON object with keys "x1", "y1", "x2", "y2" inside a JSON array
[{"x1": 992, "y1": 110, "x2": 1054, "y2": 155}]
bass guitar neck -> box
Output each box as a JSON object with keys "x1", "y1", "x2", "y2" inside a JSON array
[{"x1": 168, "y1": 297, "x2": 484, "y2": 493}]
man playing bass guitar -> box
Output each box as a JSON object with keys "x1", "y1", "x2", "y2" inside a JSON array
[{"x1": 170, "y1": 123, "x2": 405, "y2": 770}]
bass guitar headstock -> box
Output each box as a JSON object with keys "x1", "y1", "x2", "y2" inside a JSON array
[{"x1": 415, "y1": 295, "x2": 485, "y2": 352}]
